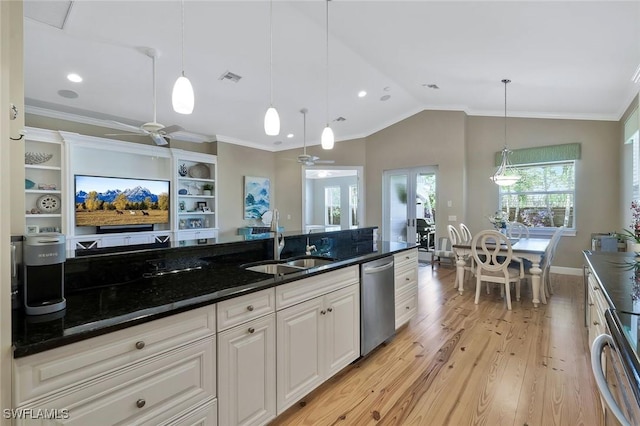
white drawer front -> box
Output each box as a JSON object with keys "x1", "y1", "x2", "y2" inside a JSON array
[
  {"x1": 217, "y1": 288, "x2": 275, "y2": 332},
  {"x1": 395, "y1": 265, "x2": 417, "y2": 294},
  {"x1": 394, "y1": 248, "x2": 418, "y2": 271},
  {"x1": 14, "y1": 305, "x2": 216, "y2": 405},
  {"x1": 157, "y1": 397, "x2": 218, "y2": 426},
  {"x1": 395, "y1": 288, "x2": 418, "y2": 329},
  {"x1": 15, "y1": 337, "x2": 216, "y2": 426},
  {"x1": 275, "y1": 266, "x2": 359, "y2": 310}
]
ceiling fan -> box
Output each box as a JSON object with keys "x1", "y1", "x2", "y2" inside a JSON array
[
  {"x1": 297, "y1": 108, "x2": 334, "y2": 166},
  {"x1": 106, "y1": 48, "x2": 184, "y2": 146}
]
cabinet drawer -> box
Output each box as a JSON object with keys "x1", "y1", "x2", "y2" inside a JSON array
[
  {"x1": 395, "y1": 288, "x2": 418, "y2": 329},
  {"x1": 394, "y1": 249, "x2": 418, "y2": 271},
  {"x1": 276, "y1": 266, "x2": 359, "y2": 310},
  {"x1": 159, "y1": 397, "x2": 217, "y2": 426},
  {"x1": 217, "y1": 288, "x2": 275, "y2": 332},
  {"x1": 15, "y1": 337, "x2": 216, "y2": 426},
  {"x1": 395, "y1": 265, "x2": 417, "y2": 294},
  {"x1": 14, "y1": 305, "x2": 216, "y2": 405}
]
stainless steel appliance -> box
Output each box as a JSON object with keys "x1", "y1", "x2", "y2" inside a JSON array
[
  {"x1": 10, "y1": 236, "x2": 23, "y2": 310},
  {"x1": 360, "y1": 256, "x2": 395, "y2": 356},
  {"x1": 23, "y1": 233, "x2": 66, "y2": 315},
  {"x1": 592, "y1": 309, "x2": 640, "y2": 426}
]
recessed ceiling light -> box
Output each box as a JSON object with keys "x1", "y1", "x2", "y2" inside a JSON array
[
  {"x1": 380, "y1": 94, "x2": 391, "y2": 101},
  {"x1": 358, "y1": 90, "x2": 367, "y2": 98},
  {"x1": 57, "y1": 89, "x2": 78, "y2": 99},
  {"x1": 287, "y1": 133, "x2": 294, "y2": 138},
  {"x1": 67, "y1": 73, "x2": 82, "y2": 83}
]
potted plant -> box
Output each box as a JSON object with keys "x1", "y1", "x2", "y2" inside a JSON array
[
  {"x1": 202, "y1": 183, "x2": 213, "y2": 196},
  {"x1": 621, "y1": 201, "x2": 640, "y2": 253}
]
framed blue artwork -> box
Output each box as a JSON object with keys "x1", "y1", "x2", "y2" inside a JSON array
[{"x1": 244, "y1": 176, "x2": 270, "y2": 219}]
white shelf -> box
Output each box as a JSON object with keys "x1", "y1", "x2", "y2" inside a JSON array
[
  {"x1": 26, "y1": 214, "x2": 62, "y2": 218},
  {"x1": 178, "y1": 176, "x2": 215, "y2": 183},
  {"x1": 25, "y1": 164, "x2": 61, "y2": 171},
  {"x1": 26, "y1": 189, "x2": 62, "y2": 194},
  {"x1": 178, "y1": 211, "x2": 215, "y2": 216},
  {"x1": 177, "y1": 194, "x2": 215, "y2": 199}
]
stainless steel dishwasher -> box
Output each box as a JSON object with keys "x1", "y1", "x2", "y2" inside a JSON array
[{"x1": 360, "y1": 256, "x2": 395, "y2": 356}]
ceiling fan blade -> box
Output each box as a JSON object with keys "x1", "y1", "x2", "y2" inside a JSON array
[
  {"x1": 105, "y1": 132, "x2": 144, "y2": 137},
  {"x1": 149, "y1": 133, "x2": 169, "y2": 146},
  {"x1": 315, "y1": 160, "x2": 335, "y2": 164},
  {"x1": 160, "y1": 124, "x2": 184, "y2": 135},
  {"x1": 106, "y1": 120, "x2": 145, "y2": 134}
]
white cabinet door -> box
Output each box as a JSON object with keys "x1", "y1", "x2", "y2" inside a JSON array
[
  {"x1": 276, "y1": 297, "x2": 324, "y2": 414},
  {"x1": 324, "y1": 284, "x2": 360, "y2": 378},
  {"x1": 217, "y1": 314, "x2": 276, "y2": 426}
]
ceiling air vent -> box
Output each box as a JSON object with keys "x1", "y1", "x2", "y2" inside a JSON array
[{"x1": 218, "y1": 71, "x2": 242, "y2": 83}]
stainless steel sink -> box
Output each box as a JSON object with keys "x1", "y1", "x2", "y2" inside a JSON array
[
  {"x1": 284, "y1": 257, "x2": 334, "y2": 268},
  {"x1": 241, "y1": 256, "x2": 334, "y2": 275},
  {"x1": 243, "y1": 263, "x2": 304, "y2": 275}
]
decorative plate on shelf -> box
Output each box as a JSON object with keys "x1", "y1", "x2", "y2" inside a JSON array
[
  {"x1": 188, "y1": 163, "x2": 210, "y2": 179},
  {"x1": 36, "y1": 194, "x2": 61, "y2": 213},
  {"x1": 25, "y1": 152, "x2": 53, "y2": 165}
]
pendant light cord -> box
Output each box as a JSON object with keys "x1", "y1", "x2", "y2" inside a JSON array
[
  {"x1": 325, "y1": 0, "x2": 330, "y2": 126},
  {"x1": 269, "y1": 0, "x2": 274, "y2": 105},
  {"x1": 180, "y1": 0, "x2": 185, "y2": 77},
  {"x1": 502, "y1": 78, "x2": 510, "y2": 150},
  {"x1": 152, "y1": 53, "x2": 157, "y2": 122}
]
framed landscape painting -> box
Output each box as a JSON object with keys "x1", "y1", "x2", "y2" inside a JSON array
[{"x1": 244, "y1": 176, "x2": 270, "y2": 219}]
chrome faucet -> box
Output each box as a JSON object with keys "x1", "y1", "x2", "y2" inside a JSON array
[
  {"x1": 271, "y1": 209, "x2": 285, "y2": 260},
  {"x1": 305, "y1": 237, "x2": 316, "y2": 256}
]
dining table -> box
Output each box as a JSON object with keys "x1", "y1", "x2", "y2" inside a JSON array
[{"x1": 452, "y1": 237, "x2": 551, "y2": 308}]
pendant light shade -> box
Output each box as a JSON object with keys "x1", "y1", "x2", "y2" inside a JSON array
[
  {"x1": 264, "y1": 0, "x2": 280, "y2": 135},
  {"x1": 490, "y1": 79, "x2": 520, "y2": 186},
  {"x1": 264, "y1": 106, "x2": 280, "y2": 135},
  {"x1": 172, "y1": 73, "x2": 194, "y2": 115},
  {"x1": 321, "y1": 125, "x2": 334, "y2": 149},
  {"x1": 172, "y1": 0, "x2": 194, "y2": 115},
  {"x1": 322, "y1": 0, "x2": 333, "y2": 150}
]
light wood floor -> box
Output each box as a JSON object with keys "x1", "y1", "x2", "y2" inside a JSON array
[{"x1": 272, "y1": 263, "x2": 603, "y2": 426}]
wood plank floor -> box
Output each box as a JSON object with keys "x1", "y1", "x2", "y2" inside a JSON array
[{"x1": 271, "y1": 263, "x2": 603, "y2": 426}]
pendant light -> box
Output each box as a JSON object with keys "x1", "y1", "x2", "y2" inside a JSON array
[
  {"x1": 172, "y1": 0, "x2": 194, "y2": 115},
  {"x1": 490, "y1": 79, "x2": 520, "y2": 186},
  {"x1": 263, "y1": 0, "x2": 280, "y2": 135},
  {"x1": 321, "y1": 0, "x2": 334, "y2": 150}
]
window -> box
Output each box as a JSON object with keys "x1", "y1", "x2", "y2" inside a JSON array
[
  {"x1": 325, "y1": 186, "x2": 340, "y2": 225},
  {"x1": 499, "y1": 161, "x2": 575, "y2": 232},
  {"x1": 349, "y1": 184, "x2": 359, "y2": 228}
]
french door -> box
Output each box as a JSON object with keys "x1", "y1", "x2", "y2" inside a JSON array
[{"x1": 382, "y1": 166, "x2": 437, "y2": 244}]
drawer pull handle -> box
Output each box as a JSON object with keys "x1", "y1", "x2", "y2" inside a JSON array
[
  {"x1": 321, "y1": 310, "x2": 326, "y2": 315},
  {"x1": 593, "y1": 287, "x2": 599, "y2": 291},
  {"x1": 136, "y1": 399, "x2": 146, "y2": 408},
  {"x1": 593, "y1": 321, "x2": 600, "y2": 326},
  {"x1": 589, "y1": 303, "x2": 594, "y2": 306},
  {"x1": 248, "y1": 327, "x2": 255, "y2": 334},
  {"x1": 406, "y1": 277, "x2": 410, "y2": 281},
  {"x1": 327, "y1": 307, "x2": 333, "y2": 312},
  {"x1": 406, "y1": 306, "x2": 411, "y2": 310},
  {"x1": 135, "y1": 341, "x2": 145, "y2": 350},
  {"x1": 247, "y1": 305, "x2": 254, "y2": 311}
]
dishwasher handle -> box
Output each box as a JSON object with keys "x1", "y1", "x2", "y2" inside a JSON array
[
  {"x1": 592, "y1": 333, "x2": 631, "y2": 426},
  {"x1": 363, "y1": 261, "x2": 394, "y2": 274}
]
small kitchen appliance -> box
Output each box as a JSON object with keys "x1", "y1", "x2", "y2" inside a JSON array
[{"x1": 23, "y1": 233, "x2": 66, "y2": 315}]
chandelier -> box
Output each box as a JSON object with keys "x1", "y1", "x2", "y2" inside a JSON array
[{"x1": 490, "y1": 79, "x2": 520, "y2": 186}]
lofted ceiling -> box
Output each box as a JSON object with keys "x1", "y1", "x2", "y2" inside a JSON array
[{"x1": 23, "y1": 1, "x2": 640, "y2": 152}]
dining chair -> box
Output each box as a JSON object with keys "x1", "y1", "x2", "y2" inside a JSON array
[
  {"x1": 471, "y1": 229, "x2": 521, "y2": 310},
  {"x1": 448, "y1": 224, "x2": 474, "y2": 286},
  {"x1": 506, "y1": 221, "x2": 530, "y2": 239},
  {"x1": 459, "y1": 223, "x2": 473, "y2": 244},
  {"x1": 431, "y1": 236, "x2": 455, "y2": 270},
  {"x1": 543, "y1": 225, "x2": 565, "y2": 297}
]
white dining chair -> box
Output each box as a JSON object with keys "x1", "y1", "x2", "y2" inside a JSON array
[
  {"x1": 471, "y1": 229, "x2": 521, "y2": 310},
  {"x1": 431, "y1": 236, "x2": 455, "y2": 270},
  {"x1": 448, "y1": 224, "x2": 474, "y2": 286},
  {"x1": 543, "y1": 225, "x2": 565, "y2": 297},
  {"x1": 506, "y1": 221, "x2": 530, "y2": 239},
  {"x1": 459, "y1": 223, "x2": 473, "y2": 244}
]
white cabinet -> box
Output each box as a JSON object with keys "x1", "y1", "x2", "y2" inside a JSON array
[
  {"x1": 217, "y1": 288, "x2": 276, "y2": 426},
  {"x1": 13, "y1": 305, "x2": 217, "y2": 425},
  {"x1": 24, "y1": 128, "x2": 65, "y2": 235},
  {"x1": 276, "y1": 280, "x2": 359, "y2": 414},
  {"x1": 394, "y1": 248, "x2": 419, "y2": 329},
  {"x1": 172, "y1": 149, "x2": 218, "y2": 241}
]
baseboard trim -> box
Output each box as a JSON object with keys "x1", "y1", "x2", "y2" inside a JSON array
[{"x1": 550, "y1": 266, "x2": 582, "y2": 276}]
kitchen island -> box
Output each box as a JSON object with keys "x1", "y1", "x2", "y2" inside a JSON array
[{"x1": 10, "y1": 227, "x2": 418, "y2": 426}]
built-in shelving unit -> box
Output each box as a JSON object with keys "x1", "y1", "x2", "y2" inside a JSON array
[
  {"x1": 24, "y1": 128, "x2": 65, "y2": 235},
  {"x1": 172, "y1": 149, "x2": 218, "y2": 241}
]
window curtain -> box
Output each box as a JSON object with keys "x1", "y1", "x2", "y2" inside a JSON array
[{"x1": 494, "y1": 143, "x2": 581, "y2": 166}]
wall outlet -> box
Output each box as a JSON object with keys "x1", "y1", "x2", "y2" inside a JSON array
[
  {"x1": 287, "y1": 214, "x2": 291, "y2": 220},
  {"x1": 447, "y1": 200, "x2": 452, "y2": 207},
  {"x1": 448, "y1": 215, "x2": 457, "y2": 221}
]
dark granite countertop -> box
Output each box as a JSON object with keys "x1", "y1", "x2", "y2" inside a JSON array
[
  {"x1": 13, "y1": 239, "x2": 415, "y2": 358},
  {"x1": 583, "y1": 250, "x2": 640, "y2": 314}
]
